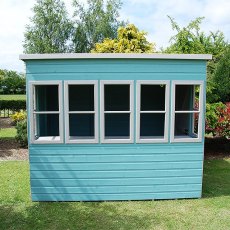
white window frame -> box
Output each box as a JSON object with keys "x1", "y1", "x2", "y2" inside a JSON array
[
  {"x1": 29, "y1": 81, "x2": 63, "y2": 144},
  {"x1": 136, "y1": 80, "x2": 170, "y2": 143},
  {"x1": 100, "y1": 80, "x2": 134, "y2": 143},
  {"x1": 64, "y1": 80, "x2": 98, "y2": 144},
  {"x1": 170, "y1": 80, "x2": 204, "y2": 143}
]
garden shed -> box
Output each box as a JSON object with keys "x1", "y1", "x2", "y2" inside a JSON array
[{"x1": 20, "y1": 53, "x2": 212, "y2": 201}]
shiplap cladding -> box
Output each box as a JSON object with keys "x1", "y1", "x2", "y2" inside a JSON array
[{"x1": 24, "y1": 57, "x2": 208, "y2": 201}]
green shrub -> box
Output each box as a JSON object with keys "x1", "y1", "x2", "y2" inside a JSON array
[
  {"x1": 0, "y1": 100, "x2": 26, "y2": 111},
  {"x1": 206, "y1": 102, "x2": 230, "y2": 139},
  {"x1": 206, "y1": 102, "x2": 225, "y2": 134},
  {"x1": 15, "y1": 119, "x2": 28, "y2": 147}
]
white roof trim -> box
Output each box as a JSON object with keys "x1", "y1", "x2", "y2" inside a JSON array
[{"x1": 19, "y1": 53, "x2": 212, "y2": 60}]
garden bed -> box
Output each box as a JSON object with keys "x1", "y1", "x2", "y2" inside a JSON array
[
  {"x1": 0, "y1": 139, "x2": 28, "y2": 161},
  {"x1": 0, "y1": 117, "x2": 28, "y2": 161},
  {"x1": 205, "y1": 137, "x2": 230, "y2": 159}
]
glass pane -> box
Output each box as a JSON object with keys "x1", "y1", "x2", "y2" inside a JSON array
[
  {"x1": 141, "y1": 85, "x2": 165, "y2": 111},
  {"x1": 69, "y1": 114, "x2": 94, "y2": 138},
  {"x1": 105, "y1": 114, "x2": 130, "y2": 138},
  {"x1": 194, "y1": 85, "x2": 200, "y2": 111},
  {"x1": 140, "y1": 113, "x2": 165, "y2": 138},
  {"x1": 35, "y1": 85, "x2": 59, "y2": 111},
  {"x1": 69, "y1": 85, "x2": 94, "y2": 111},
  {"x1": 104, "y1": 85, "x2": 130, "y2": 111},
  {"x1": 175, "y1": 85, "x2": 200, "y2": 111},
  {"x1": 193, "y1": 113, "x2": 199, "y2": 136},
  {"x1": 174, "y1": 113, "x2": 199, "y2": 138},
  {"x1": 35, "y1": 114, "x2": 59, "y2": 138}
]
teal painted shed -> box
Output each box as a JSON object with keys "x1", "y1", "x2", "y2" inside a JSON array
[{"x1": 20, "y1": 53, "x2": 212, "y2": 201}]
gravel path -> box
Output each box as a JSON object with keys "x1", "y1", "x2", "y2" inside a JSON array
[
  {"x1": 0, "y1": 117, "x2": 13, "y2": 128},
  {"x1": 0, "y1": 139, "x2": 28, "y2": 161}
]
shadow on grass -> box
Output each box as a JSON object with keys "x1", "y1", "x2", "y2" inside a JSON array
[
  {"x1": 202, "y1": 158, "x2": 230, "y2": 198},
  {"x1": 0, "y1": 201, "x2": 157, "y2": 230}
]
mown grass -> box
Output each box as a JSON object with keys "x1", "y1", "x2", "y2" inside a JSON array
[
  {"x1": 0, "y1": 159, "x2": 229, "y2": 229},
  {"x1": 0, "y1": 94, "x2": 26, "y2": 100},
  {"x1": 0, "y1": 128, "x2": 17, "y2": 139}
]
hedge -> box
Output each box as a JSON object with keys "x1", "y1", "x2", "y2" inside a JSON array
[
  {"x1": 16, "y1": 119, "x2": 28, "y2": 147},
  {"x1": 0, "y1": 100, "x2": 26, "y2": 111}
]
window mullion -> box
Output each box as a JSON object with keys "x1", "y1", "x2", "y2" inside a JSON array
[
  {"x1": 140, "y1": 111, "x2": 166, "y2": 114},
  {"x1": 68, "y1": 111, "x2": 95, "y2": 114},
  {"x1": 104, "y1": 111, "x2": 130, "y2": 114},
  {"x1": 175, "y1": 110, "x2": 200, "y2": 113},
  {"x1": 33, "y1": 111, "x2": 60, "y2": 114}
]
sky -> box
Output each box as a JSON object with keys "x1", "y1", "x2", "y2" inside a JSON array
[{"x1": 0, "y1": 0, "x2": 229, "y2": 73}]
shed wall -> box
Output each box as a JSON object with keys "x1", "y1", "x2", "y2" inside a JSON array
[{"x1": 26, "y1": 59, "x2": 206, "y2": 201}]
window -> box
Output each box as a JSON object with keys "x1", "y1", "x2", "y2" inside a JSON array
[
  {"x1": 100, "y1": 80, "x2": 134, "y2": 143},
  {"x1": 29, "y1": 81, "x2": 63, "y2": 143},
  {"x1": 171, "y1": 81, "x2": 204, "y2": 142},
  {"x1": 136, "y1": 81, "x2": 169, "y2": 143},
  {"x1": 65, "y1": 81, "x2": 98, "y2": 143}
]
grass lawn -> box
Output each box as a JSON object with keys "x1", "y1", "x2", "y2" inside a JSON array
[
  {"x1": 0, "y1": 160, "x2": 229, "y2": 229},
  {"x1": 0, "y1": 94, "x2": 26, "y2": 100},
  {"x1": 0, "y1": 128, "x2": 17, "y2": 139}
]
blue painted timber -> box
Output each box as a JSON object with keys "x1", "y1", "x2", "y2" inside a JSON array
[{"x1": 25, "y1": 57, "x2": 207, "y2": 201}]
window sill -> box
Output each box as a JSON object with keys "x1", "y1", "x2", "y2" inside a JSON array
[
  {"x1": 66, "y1": 136, "x2": 98, "y2": 143},
  {"x1": 171, "y1": 134, "x2": 201, "y2": 143},
  {"x1": 140, "y1": 136, "x2": 164, "y2": 139},
  {"x1": 32, "y1": 136, "x2": 63, "y2": 144},
  {"x1": 35, "y1": 136, "x2": 60, "y2": 141},
  {"x1": 102, "y1": 136, "x2": 133, "y2": 143},
  {"x1": 137, "y1": 136, "x2": 167, "y2": 143},
  {"x1": 69, "y1": 136, "x2": 95, "y2": 140}
]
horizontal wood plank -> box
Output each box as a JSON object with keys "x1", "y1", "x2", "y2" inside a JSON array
[
  {"x1": 29, "y1": 145, "x2": 203, "y2": 155},
  {"x1": 30, "y1": 169, "x2": 202, "y2": 179},
  {"x1": 32, "y1": 184, "x2": 201, "y2": 194},
  {"x1": 31, "y1": 177, "x2": 202, "y2": 187},
  {"x1": 31, "y1": 191, "x2": 201, "y2": 201},
  {"x1": 30, "y1": 161, "x2": 203, "y2": 171},
  {"x1": 26, "y1": 59, "x2": 205, "y2": 74},
  {"x1": 30, "y1": 154, "x2": 203, "y2": 163}
]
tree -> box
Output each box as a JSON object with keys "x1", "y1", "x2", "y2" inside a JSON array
[
  {"x1": 0, "y1": 70, "x2": 26, "y2": 94},
  {"x1": 91, "y1": 24, "x2": 155, "y2": 53},
  {"x1": 214, "y1": 46, "x2": 230, "y2": 102},
  {"x1": 165, "y1": 16, "x2": 227, "y2": 56},
  {"x1": 72, "y1": 0, "x2": 126, "y2": 52},
  {"x1": 24, "y1": 0, "x2": 73, "y2": 53},
  {"x1": 164, "y1": 16, "x2": 228, "y2": 103}
]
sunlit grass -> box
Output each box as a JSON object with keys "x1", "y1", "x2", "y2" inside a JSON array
[
  {"x1": 0, "y1": 128, "x2": 17, "y2": 139},
  {"x1": 0, "y1": 95, "x2": 26, "y2": 100}
]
